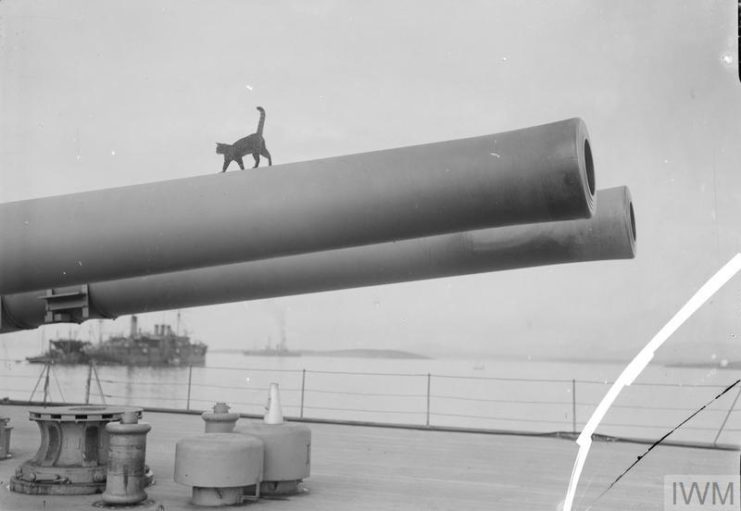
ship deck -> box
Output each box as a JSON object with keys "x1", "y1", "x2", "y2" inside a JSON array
[{"x1": 0, "y1": 404, "x2": 737, "y2": 510}]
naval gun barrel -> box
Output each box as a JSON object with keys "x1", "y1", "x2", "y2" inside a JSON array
[
  {"x1": 0, "y1": 118, "x2": 594, "y2": 295},
  {"x1": 0, "y1": 187, "x2": 634, "y2": 333}
]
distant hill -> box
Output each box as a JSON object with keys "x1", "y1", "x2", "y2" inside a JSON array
[
  {"x1": 662, "y1": 361, "x2": 739, "y2": 369},
  {"x1": 210, "y1": 347, "x2": 431, "y2": 359},
  {"x1": 653, "y1": 340, "x2": 739, "y2": 368},
  {"x1": 302, "y1": 349, "x2": 431, "y2": 359}
]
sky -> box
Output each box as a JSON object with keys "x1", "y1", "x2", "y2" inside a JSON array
[{"x1": 1, "y1": 0, "x2": 740, "y2": 361}]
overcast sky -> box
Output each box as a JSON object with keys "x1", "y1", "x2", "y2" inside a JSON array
[{"x1": 1, "y1": 1, "x2": 739, "y2": 360}]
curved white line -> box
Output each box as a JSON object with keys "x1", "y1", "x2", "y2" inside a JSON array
[{"x1": 562, "y1": 253, "x2": 741, "y2": 511}]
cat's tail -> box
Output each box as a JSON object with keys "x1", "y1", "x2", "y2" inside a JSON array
[
  {"x1": 256, "y1": 106, "x2": 266, "y2": 135},
  {"x1": 215, "y1": 143, "x2": 231, "y2": 155}
]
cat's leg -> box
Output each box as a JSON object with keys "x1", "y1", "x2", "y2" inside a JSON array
[{"x1": 261, "y1": 145, "x2": 272, "y2": 166}]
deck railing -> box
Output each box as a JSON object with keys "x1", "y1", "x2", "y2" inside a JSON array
[{"x1": 1, "y1": 359, "x2": 739, "y2": 448}]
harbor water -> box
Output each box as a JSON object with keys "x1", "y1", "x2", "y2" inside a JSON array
[{"x1": 1, "y1": 350, "x2": 738, "y2": 447}]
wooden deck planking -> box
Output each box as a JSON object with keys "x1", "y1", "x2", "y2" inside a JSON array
[{"x1": 0, "y1": 405, "x2": 737, "y2": 510}]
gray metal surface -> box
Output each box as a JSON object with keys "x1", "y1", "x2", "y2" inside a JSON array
[
  {"x1": 0, "y1": 118, "x2": 594, "y2": 294},
  {"x1": 0, "y1": 405, "x2": 735, "y2": 511},
  {"x1": 10, "y1": 405, "x2": 144, "y2": 495},
  {"x1": 1, "y1": 187, "x2": 631, "y2": 332}
]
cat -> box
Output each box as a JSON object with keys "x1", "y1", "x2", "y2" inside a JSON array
[{"x1": 216, "y1": 106, "x2": 272, "y2": 172}]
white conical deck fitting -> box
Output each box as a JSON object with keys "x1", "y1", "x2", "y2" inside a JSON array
[{"x1": 264, "y1": 383, "x2": 284, "y2": 424}]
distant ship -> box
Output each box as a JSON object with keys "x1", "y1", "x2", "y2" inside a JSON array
[
  {"x1": 243, "y1": 335, "x2": 300, "y2": 357},
  {"x1": 27, "y1": 316, "x2": 207, "y2": 367},
  {"x1": 26, "y1": 339, "x2": 92, "y2": 365}
]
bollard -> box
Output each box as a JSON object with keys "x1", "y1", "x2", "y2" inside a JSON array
[
  {"x1": 202, "y1": 402, "x2": 240, "y2": 433},
  {"x1": 102, "y1": 411, "x2": 152, "y2": 505},
  {"x1": 0, "y1": 417, "x2": 11, "y2": 459}
]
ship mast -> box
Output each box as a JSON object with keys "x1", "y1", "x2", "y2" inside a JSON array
[{"x1": 278, "y1": 316, "x2": 287, "y2": 352}]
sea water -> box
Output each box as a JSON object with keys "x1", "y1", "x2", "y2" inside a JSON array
[{"x1": 0, "y1": 350, "x2": 738, "y2": 446}]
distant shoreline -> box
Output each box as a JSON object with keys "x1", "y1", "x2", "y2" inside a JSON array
[
  {"x1": 211, "y1": 348, "x2": 431, "y2": 360},
  {"x1": 302, "y1": 349, "x2": 431, "y2": 359},
  {"x1": 208, "y1": 349, "x2": 738, "y2": 366},
  {"x1": 661, "y1": 361, "x2": 740, "y2": 369}
]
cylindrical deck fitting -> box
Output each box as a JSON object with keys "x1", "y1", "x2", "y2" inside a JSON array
[
  {"x1": 235, "y1": 421, "x2": 311, "y2": 496},
  {"x1": 0, "y1": 187, "x2": 634, "y2": 333},
  {"x1": 191, "y1": 487, "x2": 245, "y2": 507},
  {"x1": 202, "y1": 403, "x2": 240, "y2": 433},
  {"x1": 175, "y1": 433, "x2": 264, "y2": 507},
  {"x1": 101, "y1": 411, "x2": 152, "y2": 505},
  {"x1": 0, "y1": 118, "x2": 594, "y2": 294},
  {"x1": 0, "y1": 417, "x2": 12, "y2": 459}
]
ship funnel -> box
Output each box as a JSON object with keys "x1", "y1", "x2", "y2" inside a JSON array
[
  {"x1": 129, "y1": 316, "x2": 138, "y2": 338},
  {"x1": 264, "y1": 383, "x2": 284, "y2": 425}
]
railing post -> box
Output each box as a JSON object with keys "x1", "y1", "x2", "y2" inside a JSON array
[
  {"x1": 92, "y1": 362, "x2": 106, "y2": 405},
  {"x1": 713, "y1": 386, "x2": 741, "y2": 446},
  {"x1": 42, "y1": 362, "x2": 51, "y2": 405},
  {"x1": 572, "y1": 378, "x2": 577, "y2": 434},
  {"x1": 426, "y1": 373, "x2": 431, "y2": 427},
  {"x1": 85, "y1": 362, "x2": 93, "y2": 404},
  {"x1": 186, "y1": 365, "x2": 193, "y2": 411},
  {"x1": 300, "y1": 369, "x2": 306, "y2": 418}
]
